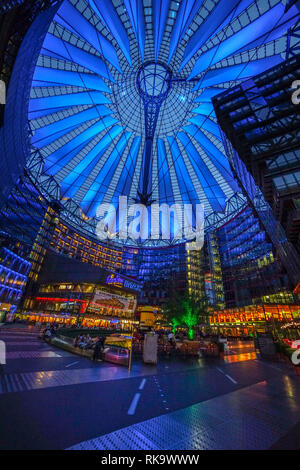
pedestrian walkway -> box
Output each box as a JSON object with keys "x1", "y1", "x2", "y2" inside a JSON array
[
  {"x1": 0, "y1": 366, "x2": 151, "y2": 394},
  {"x1": 0, "y1": 326, "x2": 261, "y2": 395},
  {"x1": 1, "y1": 325, "x2": 299, "y2": 450},
  {"x1": 68, "y1": 376, "x2": 300, "y2": 450}
]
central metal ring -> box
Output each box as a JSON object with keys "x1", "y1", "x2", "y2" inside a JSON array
[{"x1": 137, "y1": 61, "x2": 172, "y2": 101}]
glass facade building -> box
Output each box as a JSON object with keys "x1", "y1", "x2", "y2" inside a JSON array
[
  {"x1": 2, "y1": 1, "x2": 300, "y2": 453},
  {"x1": 213, "y1": 55, "x2": 300, "y2": 256},
  {"x1": 216, "y1": 206, "x2": 292, "y2": 308},
  {"x1": 0, "y1": 1, "x2": 299, "y2": 327},
  {"x1": 0, "y1": 243, "x2": 31, "y2": 320}
]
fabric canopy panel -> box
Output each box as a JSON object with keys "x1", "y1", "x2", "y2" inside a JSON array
[{"x1": 21, "y1": 0, "x2": 299, "y2": 245}]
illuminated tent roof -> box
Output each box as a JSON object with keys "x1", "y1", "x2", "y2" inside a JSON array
[{"x1": 24, "y1": 0, "x2": 299, "y2": 244}]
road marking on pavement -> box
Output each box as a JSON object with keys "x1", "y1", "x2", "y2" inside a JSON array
[
  {"x1": 65, "y1": 361, "x2": 79, "y2": 368},
  {"x1": 139, "y1": 378, "x2": 146, "y2": 390},
  {"x1": 225, "y1": 374, "x2": 237, "y2": 384},
  {"x1": 127, "y1": 393, "x2": 141, "y2": 415},
  {"x1": 216, "y1": 367, "x2": 237, "y2": 384}
]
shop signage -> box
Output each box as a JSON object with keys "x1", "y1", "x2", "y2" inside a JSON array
[
  {"x1": 123, "y1": 279, "x2": 142, "y2": 292},
  {"x1": 93, "y1": 290, "x2": 136, "y2": 312},
  {"x1": 106, "y1": 274, "x2": 141, "y2": 293},
  {"x1": 106, "y1": 274, "x2": 124, "y2": 288}
]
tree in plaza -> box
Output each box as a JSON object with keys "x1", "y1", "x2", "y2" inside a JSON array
[
  {"x1": 163, "y1": 294, "x2": 209, "y2": 339},
  {"x1": 180, "y1": 295, "x2": 201, "y2": 340}
]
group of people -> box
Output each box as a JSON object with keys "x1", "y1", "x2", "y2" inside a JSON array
[
  {"x1": 41, "y1": 323, "x2": 59, "y2": 340},
  {"x1": 73, "y1": 334, "x2": 105, "y2": 361},
  {"x1": 73, "y1": 334, "x2": 95, "y2": 350}
]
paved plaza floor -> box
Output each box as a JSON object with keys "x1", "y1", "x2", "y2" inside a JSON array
[{"x1": 0, "y1": 325, "x2": 300, "y2": 450}]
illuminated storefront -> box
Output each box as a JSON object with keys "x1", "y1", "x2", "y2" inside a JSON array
[
  {"x1": 209, "y1": 304, "x2": 300, "y2": 336},
  {"x1": 23, "y1": 278, "x2": 139, "y2": 329},
  {"x1": 16, "y1": 311, "x2": 77, "y2": 325}
]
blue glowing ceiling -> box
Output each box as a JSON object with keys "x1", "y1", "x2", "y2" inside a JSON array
[{"x1": 27, "y1": 0, "x2": 299, "y2": 241}]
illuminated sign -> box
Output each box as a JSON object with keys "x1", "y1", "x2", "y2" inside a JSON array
[
  {"x1": 106, "y1": 274, "x2": 142, "y2": 292},
  {"x1": 93, "y1": 290, "x2": 136, "y2": 312},
  {"x1": 123, "y1": 279, "x2": 142, "y2": 292},
  {"x1": 106, "y1": 274, "x2": 124, "y2": 288}
]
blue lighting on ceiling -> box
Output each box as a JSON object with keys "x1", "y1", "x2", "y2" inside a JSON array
[
  {"x1": 168, "y1": 0, "x2": 205, "y2": 64},
  {"x1": 124, "y1": 0, "x2": 145, "y2": 62},
  {"x1": 188, "y1": 3, "x2": 295, "y2": 79},
  {"x1": 22, "y1": 0, "x2": 299, "y2": 245}
]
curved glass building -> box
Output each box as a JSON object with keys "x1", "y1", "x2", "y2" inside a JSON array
[
  {"x1": 2, "y1": 2, "x2": 300, "y2": 452},
  {"x1": 0, "y1": 0, "x2": 299, "y2": 318},
  {"x1": 2, "y1": 0, "x2": 299, "y2": 246}
]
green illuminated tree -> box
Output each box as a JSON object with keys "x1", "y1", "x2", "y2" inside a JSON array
[
  {"x1": 181, "y1": 296, "x2": 201, "y2": 340},
  {"x1": 163, "y1": 294, "x2": 208, "y2": 339}
]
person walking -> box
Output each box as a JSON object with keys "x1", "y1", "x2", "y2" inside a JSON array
[{"x1": 93, "y1": 337, "x2": 104, "y2": 361}]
